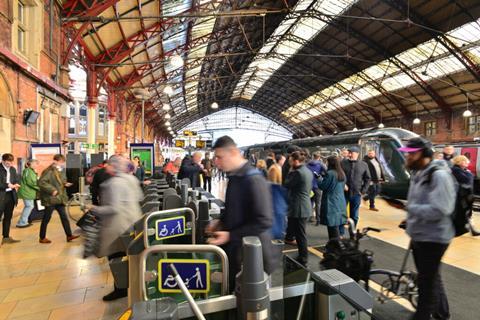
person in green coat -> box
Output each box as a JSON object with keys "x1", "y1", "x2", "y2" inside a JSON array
[
  {"x1": 284, "y1": 150, "x2": 313, "y2": 265},
  {"x1": 16, "y1": 159, "x2": 40, "y2": 228},
  {"x1": 318, "y1": 155, "x2": 347, "y2": 240},
  {"x1": 38, "y1": 154, "x2": 79, "y2": 244}
]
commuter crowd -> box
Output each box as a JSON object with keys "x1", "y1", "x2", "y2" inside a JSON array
[{"x1": 0, "y1": 137, "x2": 478, "y2": 320}]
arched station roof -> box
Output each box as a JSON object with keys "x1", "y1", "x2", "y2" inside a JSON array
[{"x1": 61, "y1": 0, "x2": 480, "y2": 138}]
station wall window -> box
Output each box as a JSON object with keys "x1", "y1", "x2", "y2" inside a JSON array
[
  {"x1": 79, "y1": 104, "x2": 87, "y2": 135},
  {"x1": 98, "y1": 107, "x2": 106, "y2": 136},
  {"x1": 424, "y1": 121, "x2": 436, "y2": 137},
  {"x1": 12, "y1": 0, "x2": 42, "y2": 68},
  {"x1": 68, "y1": 104, "x2": 76, "y2": 134},
  {"x1": 467, "y1": 116, "x2": 480, "y2": 135}
]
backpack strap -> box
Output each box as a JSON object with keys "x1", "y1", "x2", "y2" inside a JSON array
[{"x1": 422, "y1": 167, "x2": 438, "y2": 186}]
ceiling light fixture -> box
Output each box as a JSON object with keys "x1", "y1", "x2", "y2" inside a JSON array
[
  {"x1": 163, "y1": 85, "x2": 174, "y2": 96},
  {"x1": 463, "y1": 93, "x2": 472, "y2": 117},
  {"x1": 413, "y1": 105, "x2": 421, "y2": 125},
  {"x1": 378, "y1": 110, "x2": 384, "y2": 129},
  {"x1": 164, "y1": 114, "x2": 171, "y2": 119},
  {"x1": 162, "y1": 104, "x2": 171, "y2": 111},
  {"x1": 170, "y1": 55, "x2": 184, "y2": 68},
  {"x1": 211, "y1": 102, "x2": 219, "y2": 109},
  {"x1": 165, "y1": 121, "x2": 171, "y2": 126}
]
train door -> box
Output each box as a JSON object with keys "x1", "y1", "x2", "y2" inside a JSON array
[{"x1": 360, "y1": 137, "x2": 410, "y2": 199}]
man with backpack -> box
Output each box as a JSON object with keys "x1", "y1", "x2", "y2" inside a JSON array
[
  {"x1": 399, "y1": 137, "x2": 456, "y2": 320},
  {"x1": 207, "y1": 136, "x2": 275, "y2": 291}
]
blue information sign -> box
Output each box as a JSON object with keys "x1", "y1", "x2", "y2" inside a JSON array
[
  {"x1": 155, "y1": 216, "x2": 186, "y2": 240},
  {"x1": 159, "y1": 259, "x2": 210, "y2": 293}
]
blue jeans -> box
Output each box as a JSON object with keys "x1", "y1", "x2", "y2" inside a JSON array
[
  {"x1": 17, "y1": 199, "x2": 34, "y2": 226},
  {"x1": 368, "y1": 183, "x2": 381, "y2": 209},
  {"x1": 339, "y1": 194, "x2": 362, "y2": 235}
]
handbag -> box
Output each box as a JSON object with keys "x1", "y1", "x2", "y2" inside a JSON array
[{"x1": 82, "y1": 210, "x2": 101, "y2": 259}]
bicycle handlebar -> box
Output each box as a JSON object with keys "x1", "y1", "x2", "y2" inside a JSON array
[{"x1": 366, "y1": 227, "x2": 381, "y2": 233}]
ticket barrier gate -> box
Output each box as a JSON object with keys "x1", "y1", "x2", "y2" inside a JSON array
[
  {"x1": 110, "y1": 208, "x2": 196, "y2": 299},
  {"x1": 127, "y1": 208, "x2": 197, "y2": 306},
  {"x1": 125, "y1": 237, "x2": 374, "y2": 320}
]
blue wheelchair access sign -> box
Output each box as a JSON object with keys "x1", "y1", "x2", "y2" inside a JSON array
[
  {"x1": 158, "y1": 259, "x2": 210, "y2": 293},
  {"x1": 155, "y1": 216, "x2": 186, "y2": 240}
]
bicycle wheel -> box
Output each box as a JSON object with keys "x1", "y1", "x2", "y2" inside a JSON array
[{"x1": 67, "y1": 194, "x2": 91, "y2": 222}]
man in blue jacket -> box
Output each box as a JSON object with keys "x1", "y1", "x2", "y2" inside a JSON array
[
  {"x1": 306, "y1": 152, "x2": 326, "y2": 225},
  {"x1": 400, "y1": 137, "x2": 455, "y2": 320}
]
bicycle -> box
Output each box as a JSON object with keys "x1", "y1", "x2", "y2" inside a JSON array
[
  {"x1": 357, "y1": 224, "x2": 419, "y2": 309},
  {"x1": 67, "y1": 192, "x2": 92, "y2": 222}
]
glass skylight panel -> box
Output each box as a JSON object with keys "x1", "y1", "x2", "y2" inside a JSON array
[
  {"x1": 232, "y1": 0, "x2": 356, "y2": 99},
  {"x1": 283, "y1": 18, "x2": 480, "y2": 124}
]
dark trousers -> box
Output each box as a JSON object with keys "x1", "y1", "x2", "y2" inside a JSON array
[
  {"x1": 339, "y1": 193, "x2": 361, "y2": 235},
  {"x1": 367, "y1": 183, "x2": 381, "y2": 209},
  {"x1": 203, "y1": 176, "x2": 212, "y2": 193},
  {"x1": 327, "y1": 226, "x2": 340, "y2": 240},
  {"x1": 39, "y1": 204, "x2": 73, "y2": 239},
  {"x1": 411, "y1": 241, "x2": 450, "y2": 320},
  {"x1": 288, "y1": 217, "x2": 308, "y2": 263},
  {"x1": 108, "y1": 252, "x2": 126, "y2": 290},
  {"x1": 312, "y1": 188, "x2": 322, "y2": 221},
  {"x1": 0, "y1": 192, "x2": 15, "y2": 238}
]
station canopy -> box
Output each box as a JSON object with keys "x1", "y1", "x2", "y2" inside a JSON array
[{"x1": 62, "y1": 0, "x2": 480, "y2": 138}]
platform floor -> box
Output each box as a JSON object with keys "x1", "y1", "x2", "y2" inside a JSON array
[{"x1": 1, "y1": 179, "x2": 479, "y2": 320}]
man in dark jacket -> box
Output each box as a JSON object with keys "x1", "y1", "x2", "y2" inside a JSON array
[
  {"x1": 0, "y1": 153, "x2": 20, "y2": 245},
  {"x1": 306, "y1": 152, "x2": 326, "y2": 224},
  {"x1": 90, "y1": 162, "x2": 114, "y2": 205},
  {"x1": 363, "y1": 150, "x2": 385, "y2": 211},
  {"x1": 341, "y1": 146, "x2": 371, "y2": 230},
  {"x1": 207, "y1": 136, "x2": 274, "y2": 291},
  {"x1": 282, "y1": 145, "x2": 300, "y2": 185},
  {"x1": 178, "y1": 152, "x2": 202, "y2": 188}
]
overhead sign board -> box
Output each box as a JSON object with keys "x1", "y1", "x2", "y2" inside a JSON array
[
  {"x1": 159, "y1": 259, "x2": 210, "y2": 293},
  {"x1": 155, "y1": 216, "x2": 186, "y2": 240},
  {"x1": 183, "y1": 130, "x2": 197, "y2": 137},
  {"x1": 175, "y1": 140, "x2": 185, "y2": 148},
  {"x1": 205, "y1": 140, "x2": 213, "y2": 148},
  {"x1": 195, "y1": 140, "x2": 206, "y2": 149}
]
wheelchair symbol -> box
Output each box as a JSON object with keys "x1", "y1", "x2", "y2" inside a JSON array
[{"x1": 159, "y1": 224, "x2": 169, "y2": 237}]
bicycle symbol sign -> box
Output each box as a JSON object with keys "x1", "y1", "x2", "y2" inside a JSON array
[
  {"x1": 155, "y1": 216, "x2": 186, "y2": 240},
  {"x1": 159, "y1": 259, "x2": 210, "y2": 294}
]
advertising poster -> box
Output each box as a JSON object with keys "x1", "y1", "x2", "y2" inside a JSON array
[
  {"x1": 30, "y1": 144, "x2": 61, "y2": 174},
  {"x1": 460, "y1": 147, "x2": 478, "y2": 176},
  {"x1": 130, "y1": 143, "x2": 155, "y2": 176}
]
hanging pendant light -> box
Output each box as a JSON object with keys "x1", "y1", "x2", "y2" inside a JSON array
[
  {"x1": 463, "y1": 93, "x2": 472, "y2": 117},
  {"x1": 378, "y1": 111, "x2": 384, "y2": 128},
  {"x1": 162, "y1": 104, "x2": 171, "y2": 111},
  {"x1": 163, "y1": 85, "x2": 174, "y2": 96},
  {"x1": 413, "y1": 118, "x2": 421, "y2": 125},
  {"x1": 170, "y1": 55, "x2": 184, "y2": 68},
  {"x1": 211, "y1": 102, "x2": 219, "y2": 109},
  {"x1": 164, "y1": 113, "x2": 171, "y2": 119}
]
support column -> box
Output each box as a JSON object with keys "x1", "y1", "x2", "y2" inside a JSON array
[
  {"x1": 107, "y1": 90, "x2": 116, "y2": 157},
  {"x1": 86, "y1": 67, "x2": 98, "y2": 155}
]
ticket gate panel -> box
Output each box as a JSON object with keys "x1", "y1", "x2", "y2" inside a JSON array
[
  {"x1": 136, "y1": 245, "x2": 228, "y2": 304},
  {"x1": 143, "y1": 208, "x2": 196, "y2": 247}
]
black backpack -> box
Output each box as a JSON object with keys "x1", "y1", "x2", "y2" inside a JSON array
[{"x1": 425, "y1": 167, "x2": 472, "y2": 237}]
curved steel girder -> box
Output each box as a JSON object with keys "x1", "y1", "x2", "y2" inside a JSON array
[
  {"x1": 253, "y1": 51, "x2": 378, "y2": 125},
  {"x1": 313, "y1": 11, "x2": 454, "y2": 128},
  {"x1": 62, "y1": 0, "x2": 121, "y2": 25},
  {"x1": 384, "y1": 0, "x2": 480, "y2": 83},
  {"x1": 279, "y1": 33, "x2": 411, "y2": 121}
]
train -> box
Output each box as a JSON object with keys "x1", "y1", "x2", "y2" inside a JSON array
[{"x1": 240, "y1": 129, "x2": 474, "y2": 203}]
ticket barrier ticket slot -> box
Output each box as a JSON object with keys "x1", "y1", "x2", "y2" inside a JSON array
[{"x1": 131, "y1": 244, "x2": 229, "y2": 307}]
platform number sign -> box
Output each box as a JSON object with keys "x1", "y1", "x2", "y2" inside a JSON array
[
  {"x1": 159, "y1": 259, "x2": 210, "y2": 293},
  {"x1": 155, "y1": 216, "x2": 186, "y2": 240}
]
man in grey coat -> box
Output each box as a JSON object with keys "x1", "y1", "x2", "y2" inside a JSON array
[
  {"x1": 400, "y1": 137, "x2": 455, "y2": 320},
  {"x1": 88, "y1": 155, "x2": 143, "y2": 301}
]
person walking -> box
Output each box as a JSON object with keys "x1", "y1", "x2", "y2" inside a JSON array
[
  {"x1": 284, "y1": 151, "x2": 313, "y2": 265},
  {"x1": 201, "y1": 152, "x2": 214, "y2": 192},
  {"x1": 341, "y1": 146, "x2": 370, "y2": 230},
  {"x1": 363, "y1": 150, "x2": 385, "y2": 211},
  {"x1": 0, "y1": 153, "x2": 21, "y2": 245},
  {"x1": 307, "y1": 152, "x2": 326, "y2": 224},
  {"x1": 318, "y1": 156, "x2": 347, "y2": 239},
  {"x1": 178, "y1": 152, "x2": 202, "y2": 188},
  {"x1": 268, "y1": 154, "x2": 285, "y2": 184},
  {"x1": 38, "y1": 154, "x2": 79, "y2": 244},
  {"x1": 88, "y1": 155, "x2": 143, "y2": 301},
  {"x1": 16, "y1": 159, "x2": 40, "y2": 228},
  {"x1": 399, "y1": 137, "x2": 455, "y2": 320},
  {"x1": 207, "y1": 136, "x2": 275, "y2": 291}
]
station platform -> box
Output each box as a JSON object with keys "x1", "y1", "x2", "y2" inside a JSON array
[{"x1": 1, "y1": 187, "x2": 479, "y2": 320}]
